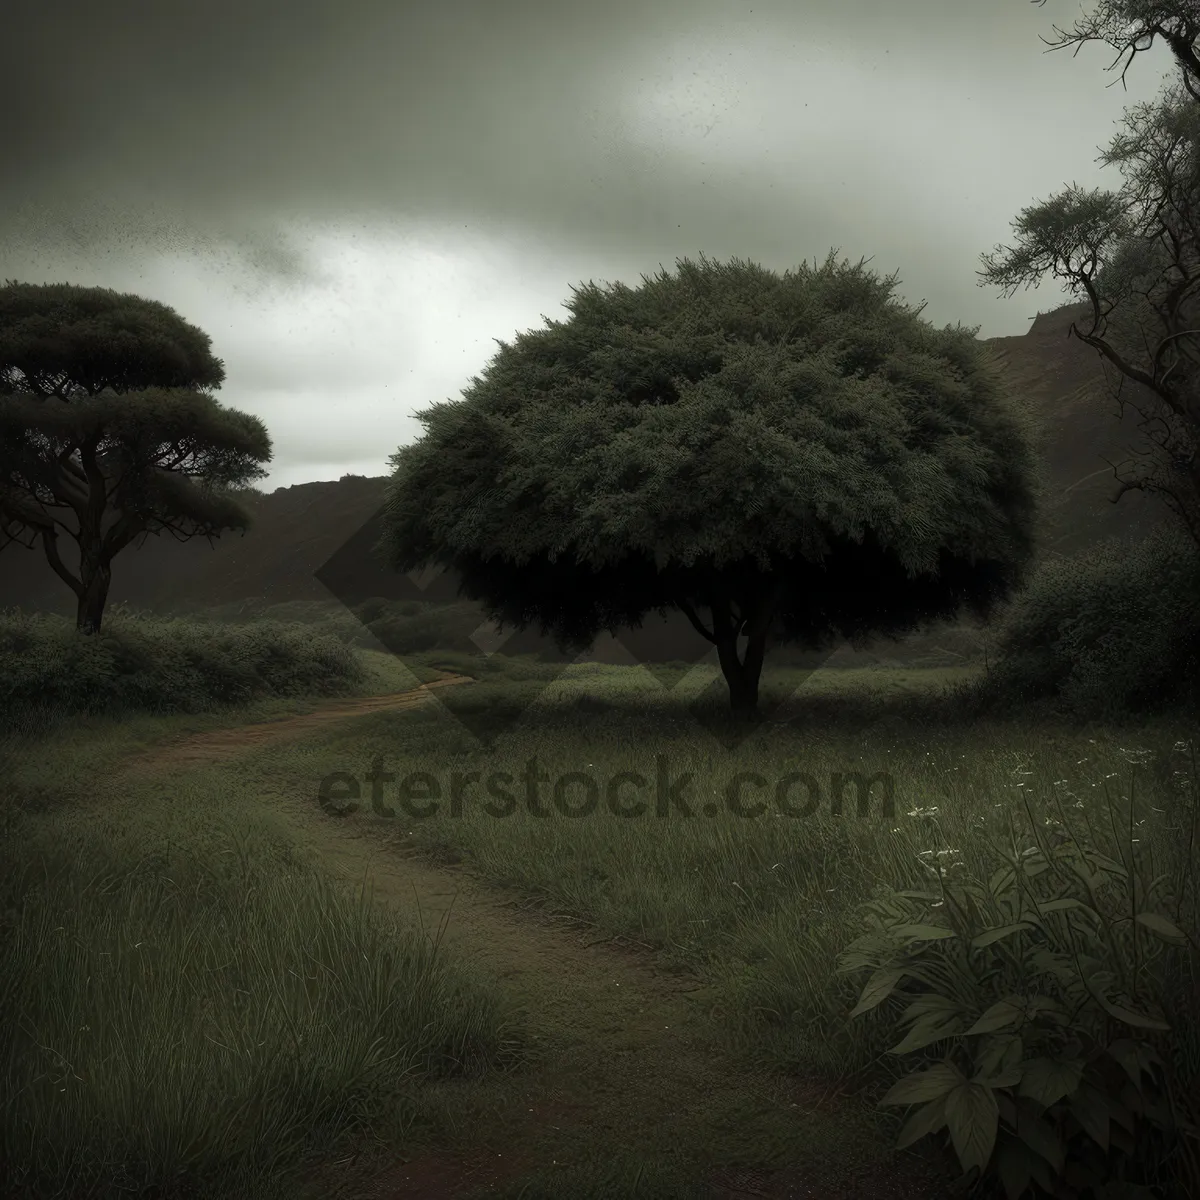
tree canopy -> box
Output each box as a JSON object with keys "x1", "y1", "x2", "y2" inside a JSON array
[
  {"x1": 378, "y1": 252, "x2": 1042, "y2": 714},
  {"x1": 0, "y1": 281, "x2": 272, "y2": 633}
]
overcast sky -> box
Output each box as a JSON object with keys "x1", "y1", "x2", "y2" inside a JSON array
[{"x1": 2, "y1": 0, "x2": 1180, "y2": 490}]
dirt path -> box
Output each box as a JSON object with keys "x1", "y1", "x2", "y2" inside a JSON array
[
  {"x1": 116, "y1": 674, "x2": 955, "y2": 1200},
  {"x1": 120, "y1": 672, "x2": 476, "y2": 773}
]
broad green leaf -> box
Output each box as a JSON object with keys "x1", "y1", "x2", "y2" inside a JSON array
[
  {"x1": 891, "y1": 923, "x2": 957, "y2": 942},
  {"x1": 889, "y1": 1012, "x2": 964, "y2": 1055},
  {"x1": 836, "y1": 950, "x2": 881, "y2": 974},
  {"x1": 988, "y1": 865, "x2": 1016, "y2": 897},
  {"x1": 969, "y1": 1075, "x2": 1017, "y2": 1094},
  {"x1": 848, "y1": 966, "x2": 906, "y2": 1018},
  {"x1": 879, "y1": 1061, "x2": 965, "y2": 1107},
  {"x1": 1094, "y1": 993, "x2": 1171, "y2": 1032},
  {"x1": 1035, "y1": 897, "x2": 1097, "y2": 919},
  {"x1": 1111, "y1": 1117, "x2": 1137, "y2": 1150},
  {"x1": 1069, "y1": 1082, "x2": 1112, "y2": 1152},
  {"x1": 971, "y1": 921, "x2": 1036, "y2": 948},
  {"x1": 1133, "y1": 911, "x2": 1189, "y2": 946},
  {"x1": 972, "y1": 1065, "x2": 1023, "y2": 1089},
  {"x1": 993, "y1": 1138, "x2": 1035, "y2": 1200},
  {"x1": 1018, "y1": 1056, "x2": 1085, "y2": 1108},
  {"x1": 836, "y1": 936, "x2": 899, "y2": 973},
  {"x1": 1085, "y1": 850, "x2": 1129, "y2": 880},
  {"x1": 965, "y1": 997, "x2": 1024, "y2": 1035},
  {"x1": 1080, "y1": 967, "x2": 1118, "y2": 1002},
  {"x1": 840, "y1": 931, "x2": 893, "y2": 957},
  {"x1": 1018, "y1": 851, "x2": 1049, "y2": 879},
  {"x1": 894, "y1": 1095, "x2": 949, "y2": 1149},
  {"x1": 1024, "y1": 995, "x2": 1070, "y2": 1024},
  {"x1": 1027, "y1": 948, "x2": 1080, "y2": 986},
  {"x1": 994, "y1": 1136, "x2": 1056, "y2": 1200},
  {"x1": 899, "y1": 992, "x2": 962, "y2": 1020},
  {"x1": 945, "y1": 1081, "x2": 999, "y2": 1176},
  {"x1": 974, "y1": 1033, "x2": 1023, "y2": 1083},
  {"x1": 1067, "y1": 859, "x2": 1102, "y2": 890},
  {"x1": 1013, "y1": 1097, "x2": 1065, "y2": 1173},
  {"x1": 1107, "y1": 1038, "x2": 1164, "y2": 1086}
]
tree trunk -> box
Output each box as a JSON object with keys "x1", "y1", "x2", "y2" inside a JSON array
[
  {"x1": 716, "y1": 634, "x2": 764, "y2": 715},
  {"x1": 674, "y1": 580, "x2": 785, "y2": 718},
  {"x1": 714, "y1": 585, "x2": 780, "y2": 717},
  {"x1": 76, "y1": 551, "x2": 112, "y2": 635}
]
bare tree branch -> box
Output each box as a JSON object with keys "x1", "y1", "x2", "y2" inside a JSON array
[{"x1": 980, "y1": 29, "x2": 1200, "y2": 548}]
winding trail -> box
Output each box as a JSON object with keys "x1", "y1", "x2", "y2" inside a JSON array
[
  {"x1": 120, "y1": 673, "x2": 477, "y2": 773},
  {"x1": 116, "y1": 671, "x2": 954, "y2": 1200}
]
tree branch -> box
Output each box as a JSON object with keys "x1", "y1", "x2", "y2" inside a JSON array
[
  {"x1": 675, "y1": 596, "x2": 716, "y2": 644},
  {"x1": 36, "y1": 526, "x2": 84, "y2": 601}
]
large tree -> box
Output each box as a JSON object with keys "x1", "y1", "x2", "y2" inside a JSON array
[
  {"x1": 0, "y1": 282, "x2": 272, "y2": 634},
  {"x1": 377, "y1": 252, "x2": 1041, "y2": 716},
  {"x1": 980, "y1": 1, "x2": 1200, "y2": 549}
]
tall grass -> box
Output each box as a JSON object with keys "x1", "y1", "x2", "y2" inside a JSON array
[
  {"x1": 296, "y1": 665, "x2": 1198, "y2": 1194},
  {"x1": 3, "y1": 594, "x2": 1198, "y2": 1197},
  {"x1": 0, "y1": 798, "x2": 524, "y2": 1200}
]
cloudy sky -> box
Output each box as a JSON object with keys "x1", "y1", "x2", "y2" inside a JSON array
[{"x1": 3, "y1": 0, "x2": 1179, "y2": 491}]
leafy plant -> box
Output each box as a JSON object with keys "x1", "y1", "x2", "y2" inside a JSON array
[
  {"x1": 976, "y1": 526, "x2": 1200, "y2": 720},
  {"x1": 837, "y1": 750, "x2": 1200, "y2": 1198}
]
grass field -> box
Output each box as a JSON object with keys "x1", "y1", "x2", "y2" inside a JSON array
[{"x1": 2, "y1": 611, "x2": 1197, "y2": 1199}]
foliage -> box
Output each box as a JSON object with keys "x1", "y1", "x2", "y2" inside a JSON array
[
  {"x1": 981, "y1": 7, "x2": 1200, "y2": 549},
  {"x1": 0, "y1": 607, "x2": 367, "y2": 730},
  {"x1": 839, "y1": 749, "x2": 1200, "y2": 1198},
  {"x1": 1031, "y1": 2, "x2": 1200, "y2": 104},
  {"x1": 0, "y1": 280, "x2": 272, "y2": 633},
  {"x1": 965, "y1": 523, "x2": 1200, "y2": 720},
  {"x1": 379, "y1": 251, "x2": 1042, "y2": 711},
  {"x1": 4, "y1": 600, "x2": 1197, "y2": 1195}
]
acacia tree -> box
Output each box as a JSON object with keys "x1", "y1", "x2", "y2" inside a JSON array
[
  {"x1": 980, "y1": 1, "x2": 1200, "y2": 548},
  {"x1": 377, "y1": 252, "x2": 1041, "y2": 716},
  {"x1": 1032, "y1": 0, "x2": 1200, "y2": 100},
  {"x1": 0, "y1": 282, "x2": 272, "y2": 634}
]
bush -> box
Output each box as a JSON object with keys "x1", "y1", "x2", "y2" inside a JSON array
[
  {"x1": 838, "y1": 746, "x2": 1200, "y2": 1198},
  {"x1": 365, "y1": 600, "x2": 486, "y2": 656},
  {"x1": 0, "y1": 608, "x2": 369, "y2": 726},
  {"x1": 967, "y1": 524, "x2": 1200, "y2": 719}
]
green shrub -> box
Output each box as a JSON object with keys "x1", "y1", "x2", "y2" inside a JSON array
[
  {"x1": 0, "y1": 609, "x2": 368, "y2": 726},
  {"x1": 366, "y1": 600, "x2": 485, "y2": 655},
  {"x1": 838, "y1": 746, "x2": 1200, "y2": 1198},
  {"x1": 969, "y1": 524, "x2": 1200, "y2": 719}
]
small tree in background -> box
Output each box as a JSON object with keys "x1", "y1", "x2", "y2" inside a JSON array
[
  {"x1": 0, "y1": 282, "x2": 272, "y2": 634},
  {"x1": 377, "y1": 252, "x2": 1043, "y2": 717},
  {"x1": 982, "y1": 2, "x2": 1200, "y2": 551}
]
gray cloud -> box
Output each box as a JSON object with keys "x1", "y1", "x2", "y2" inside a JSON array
[{"x1": 1, "y1": 0, "x2": 1180, "y2": 487}]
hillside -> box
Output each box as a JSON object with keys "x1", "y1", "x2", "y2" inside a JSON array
[{"x1": 0, "y1": 299, "x2": 1175, "y2": 667}]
